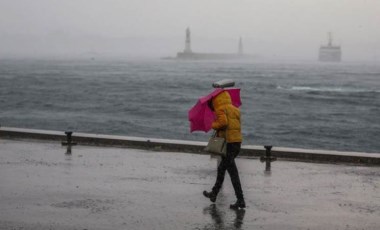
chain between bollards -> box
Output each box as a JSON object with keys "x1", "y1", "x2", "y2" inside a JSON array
[{"x1": 260, "y1": 146, "x2": 277, "y2": 171}]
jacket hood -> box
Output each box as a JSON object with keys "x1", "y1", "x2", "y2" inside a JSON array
[{"x1": 212, "y1": 91, "x2": 232, "y2": 110}]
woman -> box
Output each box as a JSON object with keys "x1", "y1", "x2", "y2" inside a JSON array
[{"x1": 203, "y1": 91, "x2": 245, "y2": 209}]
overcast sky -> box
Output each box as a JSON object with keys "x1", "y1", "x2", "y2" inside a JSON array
[{"x1": 0, "y1": 0, "x2": 379, "y2": 61}]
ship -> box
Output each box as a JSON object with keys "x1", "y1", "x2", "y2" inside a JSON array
[
  {"x1": 318, "y1": 32, "x2": 342, "y2": 62},
  {"x1": 176, "y1": 28, "x2": 248, "y2": 60}
]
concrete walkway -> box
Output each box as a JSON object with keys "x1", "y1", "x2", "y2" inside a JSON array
[{"x1": 0, "y1": 139, "x2": 379, "y2": 230}]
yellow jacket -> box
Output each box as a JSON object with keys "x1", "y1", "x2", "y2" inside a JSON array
[{"x1": 211, "y1": 91, "x2": 242, "y2": 143}]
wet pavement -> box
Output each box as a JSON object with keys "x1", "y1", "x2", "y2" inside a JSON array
[{"x1": 0, "y1": 139, "x2": 379, "y2": 230}]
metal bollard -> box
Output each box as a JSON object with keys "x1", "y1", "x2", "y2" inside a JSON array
[
  {"x1": 260, "y1": 146, "x2": 277, "y2": 171},
  {"x1": 62, "y1": 131, "x2": 77, "y2": 155},
  {"x1": 62, "y1": 131, "x2": 77, "y2": 146}
]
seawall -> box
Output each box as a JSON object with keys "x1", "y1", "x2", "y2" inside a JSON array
[{"x1": 0, "y1": 127, "x2": 379, "y2": 165}]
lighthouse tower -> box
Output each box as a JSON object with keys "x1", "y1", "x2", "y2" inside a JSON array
[
  {"x1": 184, "y1": 27, "x2": 192, "y2": 53},
  {"x1": 238, "y1": 37, "x2": 243, "y2": 55},
  {"x1": 328, "y1": 32, "x2": 332, "y2": 46}
]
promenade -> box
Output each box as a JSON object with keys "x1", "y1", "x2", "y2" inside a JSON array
[{"x1": 0, "y1": 139, "x2": 379, "y2": 230}]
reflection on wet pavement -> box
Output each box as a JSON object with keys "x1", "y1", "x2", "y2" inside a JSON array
[
  {"x1": 0, "y1": 139, "x2": 379, "y2": 230},
  {"x1": 201, "y1": 204, "x2": 246, "y2": 230}
]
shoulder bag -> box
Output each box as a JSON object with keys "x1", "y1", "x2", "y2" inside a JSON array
[{"x1": 204, "y1": 110, "x2": 228, "y2": 157}]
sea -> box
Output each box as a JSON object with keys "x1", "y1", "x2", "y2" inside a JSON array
[{"x1": 0, "y1": 58, "x2": 379, "y2": 153}]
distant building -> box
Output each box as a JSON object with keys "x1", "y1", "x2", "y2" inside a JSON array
[
  {"x1": 319, "y1": 32, "x2": 342, "y2": 62},
  {"x1": 176, "y1": 28, "x2": 248, "y2": 60}
]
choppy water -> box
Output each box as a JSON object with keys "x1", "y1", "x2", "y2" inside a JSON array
[{"x1": 0, "y1": 58, "x2": 379, "y2": 153}]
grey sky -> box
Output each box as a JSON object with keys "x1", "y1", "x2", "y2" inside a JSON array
[{"x1": 0, "y1": 0, "x2": 379, "y2": 61}]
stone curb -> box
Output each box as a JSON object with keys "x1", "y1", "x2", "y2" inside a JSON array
[{"x1": 1, "y1": 127, "x2": 379, "y2": 165}]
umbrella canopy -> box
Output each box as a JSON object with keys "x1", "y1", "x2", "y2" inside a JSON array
[{"x1": 188, "y1": 88, "x2": 241, "y2": 133}]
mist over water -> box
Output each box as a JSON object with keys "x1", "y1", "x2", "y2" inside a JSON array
[
  {"x1": 0, "y1": 58, "x2": 379, "y2": 153},
  {"x1": 1, "y1": 1, "x2": 380, "y2": 62}
]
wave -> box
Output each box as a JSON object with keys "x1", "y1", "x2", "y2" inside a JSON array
[{"x1": 278, "y1": 86, "x2": 380, "y2": 93}]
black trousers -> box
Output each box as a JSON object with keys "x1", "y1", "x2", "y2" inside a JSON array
[{"x1": 212, "y1": 142, "x2": 244, "y2": 200}]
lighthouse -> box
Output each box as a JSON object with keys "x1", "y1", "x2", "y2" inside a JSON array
[
  {"x1": 184, "y1": 27, "x2": 192, "y2": 53},
  {"x1": 238, "y1": 37, "x2": 243, "y2": 55}
]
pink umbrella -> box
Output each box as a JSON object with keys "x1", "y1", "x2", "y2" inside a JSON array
[{"x1": 188, "y1": 88, "x2": 241, "y2": 132}]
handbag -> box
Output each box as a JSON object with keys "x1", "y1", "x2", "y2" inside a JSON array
[
  {"x1": 205, "y1": 131, "x2": 227, "y2": 156},
  {"x1": 205, "y1": 109, "x2": 228, "y2": 156}
]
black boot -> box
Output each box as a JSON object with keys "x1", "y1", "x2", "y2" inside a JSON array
[
  {"x1": 203, "y1": 190, "x2": 217, "y2": 202},
  {"x1": 230, "y1": 199, "x2": 246, "y2": 209}
]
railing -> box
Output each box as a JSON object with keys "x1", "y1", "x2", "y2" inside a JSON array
[{"x1": 1, "y1": 127, "x2": 379, "y2": 165}]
